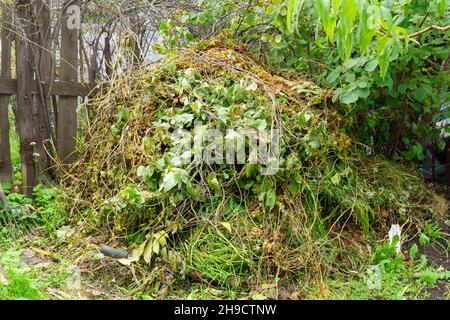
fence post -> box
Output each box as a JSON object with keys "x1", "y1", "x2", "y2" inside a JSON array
[
  {"x1": 57, "y1": 0, "x2": 79, "y2": 164},
  {"x1": 15, "y1": 1, "x2": 37, "y2": 198},
  {"x1": 0, "y1": 4, "x2": 13, "y2": 183}
]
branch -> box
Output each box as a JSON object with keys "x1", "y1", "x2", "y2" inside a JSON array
[{"x1": 408, "y1": 24, "x2": 450, "y2": 38}]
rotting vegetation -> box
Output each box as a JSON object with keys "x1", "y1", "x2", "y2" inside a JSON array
[{"x1": 56, "y1": 38, "x2": 448, "y2": 298}]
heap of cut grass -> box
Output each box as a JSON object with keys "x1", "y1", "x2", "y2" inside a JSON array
[{"x1": 61, "y1": 38, "x2": 446, "y2": 291}]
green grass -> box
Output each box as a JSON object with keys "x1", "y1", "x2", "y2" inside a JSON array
[
  {"x1": 0, "y1": 269, "x2": 42, "y2": 300},
  {"x1": 8, "y1": 107, "x2": 21, "y2": 172},
  {"x1": 305, "y1": 239, "x2": 450, "y2": 300},
  {"x1": 0, "y1": 243, "x2": 70, "y2": 300},
  {"x1": 0, "y1": 248, "x2": 44, "y2": 300}
]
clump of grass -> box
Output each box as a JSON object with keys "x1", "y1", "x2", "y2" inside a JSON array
[
  {"x1": 185, "y1": 227, "x2": 250, "y2": 287},
  {"x1": 0, "y1": 269, "x2": 42, "y2": 300},
  {"x1": 0, "y1": 246, "x2": 70, "y2": 300}
]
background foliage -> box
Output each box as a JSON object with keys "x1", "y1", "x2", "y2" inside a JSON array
[{"x1": 159, "y1": 0, "x2": 450, "y2": 161}]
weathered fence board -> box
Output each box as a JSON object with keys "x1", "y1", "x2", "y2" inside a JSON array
[
  {"x1": 15, "y1": 1, "x2": 37, "y2": 198},
  {"x1": 33, "y1": 0, "x2": 53, "y2": 174},
  {"x1": 0, "y1": 5, "x2": 13, "y2": 183},
  {"x1": 0, "y1": 79, "x2": 96, "y2": 97},
  {"x1": 0, "y1": 1, "x2": 101, "y2": 197},
  {"x1": 57, "y1": 0, "x2": 80, "y2": 164}
]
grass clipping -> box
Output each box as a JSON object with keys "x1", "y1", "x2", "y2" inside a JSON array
[{"x1": 62, "y1": 38, "x2": 445, "y2": 290}]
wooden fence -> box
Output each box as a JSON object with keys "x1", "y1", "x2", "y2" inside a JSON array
[{"x1": 0, "y1": 1, "x2": 95, "y2": 197}]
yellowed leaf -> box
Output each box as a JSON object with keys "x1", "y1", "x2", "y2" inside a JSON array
[{"x1": 219, "y1": 221, "x2": 232, "y2": 234}]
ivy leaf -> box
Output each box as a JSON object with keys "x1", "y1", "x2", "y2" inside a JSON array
[
  {"x1": 356, "y1": 87, "x2": 370, "y2": 99},
  {"x1": 340, "y1": 90, "x2": 359, "y2": 104},
  {"x1": 161, "y1": 171, "x2": 178, "y2": 192},
  {"x1": 365, "y1": 60, "x2": 378, "y2": 72},
  {"x1": 327, "y1": 68, "x2": 341, "y2": 83},
  {"x1": 154, "y1": 158, "x2": 166, "y2": 171}
]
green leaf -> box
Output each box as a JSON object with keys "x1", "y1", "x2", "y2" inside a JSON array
[
  {"x1": 419, "y1": 233, "x2": 430, "y2": 246},
  {"x1": 161, "y1": 171, "x2": 178, "y2": 192},
  {"x1": 340, "y1": 90, "x2": 359, "y2": 104},
  {"x1": 341, "y1": 0, "x2": 357, "y2": 28},
  {"x1": 154, "y1": 158, "x2": 166, "y2": 171},
  {"x1": 137, "y1": 166, "x2": 154, "y2": 180},
  {"x1": 169, "y1": 113, "x2": 194, "y2": 126},
  {"x1": 357, "y1": 1, "x2": 377, "y2": 53},
  {"x1": 288, "y1": 182, "x2": 302, "y2": 195},
  {"x1": 143, "y1": 137, "x2": 156, "y2": 154},
  {"x1": 364, "y1": 60, "x2": 378, "y2": 72},
  {"x1": 409, "y1": 243, "x2": 419, "y2": 261},
  {"x1": 327, "y1": 68, "x2": 341, "y2": 83},
  {"x1": 265, "y1": 188, "x2": 277, "y2": 211},
  {"x1": 412, "y1": 87, "x2": 427, "y2": 102},
  {"x1": 245, "y1": 163, "x2": 259, "y2": 178},
  {"x1": 251, "y1": 293, "x2": 268, "y2": 300},
  {"x1": 287, "y1": 0, "x2": 306, "y2": 34},
  {"x1": 315, "y1": 0, "x2": 331, "y2": 39},
  {"x1": 438, "y1": 0, "x2": 447, "y2": 15},
  {"x1": 356, "y1": 87, "x2": 370, "y2": 99},
  {"x1": 376, "y1": 36, "x2": 394, "y2": 79}
]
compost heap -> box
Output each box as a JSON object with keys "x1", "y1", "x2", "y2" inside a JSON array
[{"x1": 62, "y1": 38, "x2": 446, "y2": 290}]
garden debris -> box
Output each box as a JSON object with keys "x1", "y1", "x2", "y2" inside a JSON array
[
  {"x1": 100, "y1": 245, "x2": 128, "y2": 259},
  {"x1": 60, "y1": 38, "x2": 448, "y2": 292}
]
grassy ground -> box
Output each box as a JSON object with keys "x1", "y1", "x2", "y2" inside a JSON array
[
  {"x1": 0, "y1": 225, "x2": 448, "y2": 300},
  {"x1": 0, "y1": 181, "x2": 448, "y2": 300}
]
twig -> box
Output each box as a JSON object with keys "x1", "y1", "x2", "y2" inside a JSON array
[{"x1": 408, "y1": 24, "x2": 450, "y2": 38}]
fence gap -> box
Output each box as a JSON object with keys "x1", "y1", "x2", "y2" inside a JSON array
[{"x1": 57, "y1": 0, "x2": 79, "y2": 165}]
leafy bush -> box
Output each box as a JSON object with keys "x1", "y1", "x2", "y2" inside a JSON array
[{"x1": 160, "y1": 0, "x2": 450, "y2": 160}]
